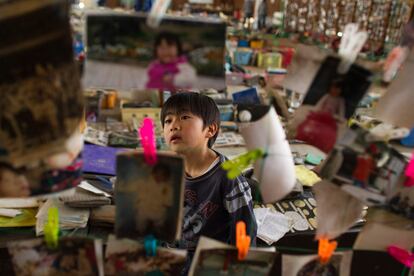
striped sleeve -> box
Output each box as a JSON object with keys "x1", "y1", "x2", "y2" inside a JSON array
[{"x1": 223, "y1": 176, "x2": 257, "y2": 245}]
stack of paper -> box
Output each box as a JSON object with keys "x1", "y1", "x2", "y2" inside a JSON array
[
  {"x1": 214, "y1": 132, "x2": 245, "y2": 147},
  {"x1": 0, "y1": 198, "x2": 39, "y2": 227},
  {"x1": 60, "y1": 181, "x2": 111, "y2": 208},
  {"x1": 254, "y1": 207, "x2": 292, "y2": 245},
  {"x1": 36, "y1": 199, "x2": 89, "y2": 236},
  {"x1": 90, "y1": 205, "x2": 115, "y2": 226},
  {"x1": 84, "y1": 126, "x2": 109, "y2": 146}
]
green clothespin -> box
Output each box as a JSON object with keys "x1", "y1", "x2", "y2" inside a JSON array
[
  {"x1": 222, "y1": 149, "x2": 265, "y2": 179},
  {"x1": 44, "y1": 207, "x2": 59, "y2": 249}
]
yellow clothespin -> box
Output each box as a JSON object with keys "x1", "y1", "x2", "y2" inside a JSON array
[
  {"x1": 44, "y1": 207, "x2": 59, "y2": 249},
  {"x1": 221, "y1": 149, "x2": 265, "y2": 179}
]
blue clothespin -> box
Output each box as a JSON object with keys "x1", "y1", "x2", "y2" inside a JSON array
[{"x1": 144, "y1": 235, "x2": 157, "y2": 257}]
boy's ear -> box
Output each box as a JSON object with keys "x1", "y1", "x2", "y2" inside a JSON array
[{"x1": 205, "y1": 123, "x2": 218, "y2": 138}]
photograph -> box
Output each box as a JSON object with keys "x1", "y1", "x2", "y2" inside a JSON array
[
  {"x1": 84, "y1": 12, "x2": 226, "y2": 90},
  {"x1": 282, "y1": 252, "x2": 352, "y2": 276},
  {"x1": 190, "y1": 237, "x2": 276, "y2": 276},
  {"x1": 8, "y1": 237, "x2": 103, "y2": 276},
  {"x1": 302, "y1": 56, "x2": 372, "y2": 120},
  {"x1": 115, "y1": 151, "x2": 185, "y2": 242},
  {"x1": 0, "y1": 0, "x2": 83, "y2": 167},
  {"x1": 193, "y1": 248, "x2": 275, "y2": 276},
  {"x1": 320, "y1": 127, "x2": 407, "y2": 205},
  {"x1": 105, "y1": 236, "x2": 186, "y2": 276}
]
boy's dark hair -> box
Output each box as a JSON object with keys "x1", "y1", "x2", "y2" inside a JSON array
[
  {"x1": 153, "y1": 31, "x2": 183, "y2": 58},
  {"x1": 161, "y1": 92, "x2": 221, "y2": 148}
]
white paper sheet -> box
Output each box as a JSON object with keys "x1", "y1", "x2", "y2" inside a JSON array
[
  {"x1": 0, "y1": 208, "x2": 21, "y2": 217},
  {"x1": 256, "y1": 208, "x2": 292, "y2": 245},
  {"x1": 79, "y1": 181, "x2": 111, "y2": 197}
]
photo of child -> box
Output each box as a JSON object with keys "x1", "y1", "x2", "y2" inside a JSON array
[
  {"x1": 146, "y1": 32, "x2": 197, "y2": 91},
  {"x1": 302, "y1": 56, "x2": 372, "y2": 119},
  {"x1": 85, "y1": 13, "x2": 226, "y2": 90}
]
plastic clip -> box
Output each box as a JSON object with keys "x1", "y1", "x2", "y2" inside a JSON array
[
  {"x1": 404, "y1": 154, "x2": 414, "y2": 187},
  {"x1": 139, "y1": 117, "x2": 157, "y2": 166},
  {"x1": 221, "y1": 149, "x2": 265, "y2": 179},
  {"x1": 44, "y1": 207, "x2": 59, "y2": 249},
  {"x1": 236, "y1": 221, "x2": 251, "y2": 260},
  {"x1": 387, "y1": 245, "x2": 414, "y2": 268},
  {"x1": 318, "y1": 238, "x2": 337, "y2": 264},
  {"x1": 144, "y1": 235, "x2": 158, "y2": 257}
]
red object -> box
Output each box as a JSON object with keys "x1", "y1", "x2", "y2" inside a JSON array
[
  {"x1": 352, "y1": 155, "x2": 374, "y2": 183},
  {"x1": 296, "y1": 112, "x2": 338, "y2": 153},
  {"x1": 279, "y1": 47, "x2": 295, "y2": 68}
]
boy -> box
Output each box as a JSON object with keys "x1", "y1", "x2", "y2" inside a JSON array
[{"x1": 161, "y1": 92, "x2": 257, "y2": 272}]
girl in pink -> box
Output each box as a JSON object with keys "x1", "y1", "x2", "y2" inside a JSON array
[{"x1": 146, "y1": 32, "x2": 197, "y2": 91}]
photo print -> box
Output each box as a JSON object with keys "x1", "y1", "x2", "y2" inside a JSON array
[
  {"x1": 320, "y1": 127, "x2": 407, "y2": 206},
  {"x1": 8, "y1": 237, "x2": 103, "y2": 276},
  {"x1": 282, "y1": 252, "x2": 352, "y2": 276},
  {"x1": 105, "y1": 235, "x2": 186, "y2": 276},
  {"x1": 84, "y1": 12, "x2": 226, "y2": 91},
  {"x1": 115, "y1": 151, "x2": 185, "y2": 242},
  {"x1": 189, "y1": 237, "x2": 276, "y2": 276},
  {"x1": 0, "y1": 0, "x2": 84, "y2": 197},
  {"x1": 288, "y1": 56, "x2": 372, "y2": 152}
]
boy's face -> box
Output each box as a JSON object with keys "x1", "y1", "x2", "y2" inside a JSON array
[
  {"x1": 163, "y1": 111, "x2": 216, "y2": 154},
  {"x1": 157, "y1": 40, "x2": 178, "y2": 64}
]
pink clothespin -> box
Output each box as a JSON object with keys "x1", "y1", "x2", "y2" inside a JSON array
[
  {"x1": 404, "y1": 154, "x2": 414, "y2": 187},
  {"x1": 139, "y1": 118, "x2": 157, "y2": 165},
  {"x1": 387, "y1": 245, "x2": 414, "y2": 268}
]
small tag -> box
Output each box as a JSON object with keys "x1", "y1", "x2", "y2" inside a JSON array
[{"x1": 147, "y1": 0, "x2": 171, "y2": 28}]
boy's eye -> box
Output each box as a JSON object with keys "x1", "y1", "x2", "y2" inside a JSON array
[
  {"x1": 181, "y1": 115, "x2": 191, "y2": 120},
  {"x1": 164, "y1": 119, "x2": 172, "y2": 124}
]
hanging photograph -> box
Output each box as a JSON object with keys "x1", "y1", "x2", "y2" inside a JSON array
[
  {"x1": 84, "y1": 12, "x2": 226, "y2": 91},
  {"x1": 282, "y1": 252, "x2": 352, "y2": 276},
  {"x1": 320, "y1": 127, "x2": 407, "y2": 205},
  {"x1": 115, "y1": 151, "x2": 185, "y2": 242},
  {"x1": 105, "y1": 235, "x2": 186, "y2": 275},
  {"x1": 8, "y1": 238, "x2": 103, "y2": 276}
]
